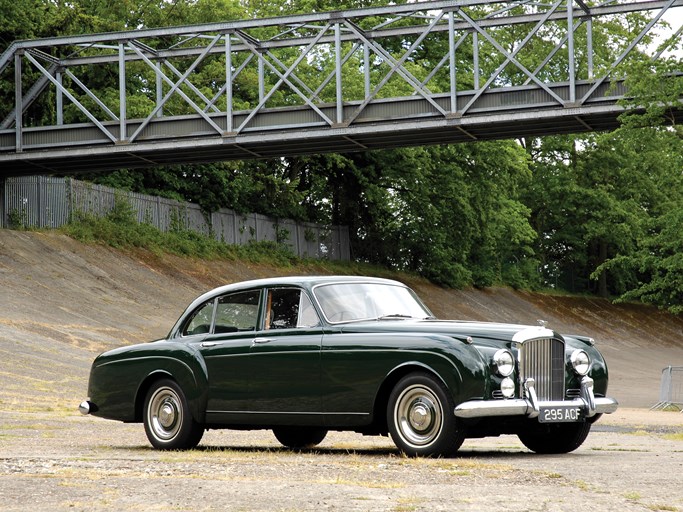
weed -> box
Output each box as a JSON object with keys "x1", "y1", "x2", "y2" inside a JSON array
[
  {"x1": 393, "y1": 497, "x2": 421, "y2": 511},
  {"x1": 319, "y1": 476, "x2": 403, "y2": 489},
  {"x1": 575, "y1": 479, "x2": 591, "y2": 491},
  {"x1": 61, "y1": 215, "x2": 298, "y2": 267}
]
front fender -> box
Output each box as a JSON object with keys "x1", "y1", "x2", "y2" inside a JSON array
[
  {"x1": 378, "y1": 334, "x2": 489, "y2": 408},
  {"x1": 564, "y1": 336, "x2": 610, "y2": 396}
]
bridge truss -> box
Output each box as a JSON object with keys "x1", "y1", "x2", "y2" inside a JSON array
[{"x1": 0, "y1": 0, "x2": 681, "y2": 175}]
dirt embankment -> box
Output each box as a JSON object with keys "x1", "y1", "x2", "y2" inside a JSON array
[{"x1": 0, "y1": 229, "x2": 682, "y2": 410}]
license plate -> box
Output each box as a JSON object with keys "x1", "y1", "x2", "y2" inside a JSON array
[{"x1": 539, "y1": 405, "x2": 582, "y2": 423}]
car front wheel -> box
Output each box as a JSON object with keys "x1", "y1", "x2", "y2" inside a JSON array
[
  {"x1": 143, "y1": 379, "x2": 204, "y2": 450},
  {"x1": 387, "y1": 372, "x2": 464, "y2": 457}
]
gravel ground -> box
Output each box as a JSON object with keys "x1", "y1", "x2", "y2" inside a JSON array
[{"x1": 0, "y1": 408, "x2": 682, "y2": 512}]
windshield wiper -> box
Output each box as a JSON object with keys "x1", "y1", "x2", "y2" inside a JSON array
[{"x1": 378, "y1": 314, "x2": 415, "y2": 320}]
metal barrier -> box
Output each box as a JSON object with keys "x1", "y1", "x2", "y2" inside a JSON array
[
  {"x1": 651, "y1": 366, "x2": 683, "y2": 412},
  {"x1": 0, "y1": 176, "x2": 350, "y2": 261}
]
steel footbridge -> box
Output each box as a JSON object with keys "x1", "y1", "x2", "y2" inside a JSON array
[{"x1": 0, "y1": 0, "x2": 681, "y2": 176}]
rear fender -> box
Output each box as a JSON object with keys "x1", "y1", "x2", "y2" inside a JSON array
[
  {"x1": 134, "y1": 353, "x2": 209, "y2": 424},
  {"x1": 89, "y1": 341, "x2": 209, "y2": 423}
]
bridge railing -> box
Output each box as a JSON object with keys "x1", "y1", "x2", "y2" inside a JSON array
[
  {"x1": 0, "y1": 0, "x2": 682, "y2": 175},
  {"x1": 0, "y1": 176, "x2": 350, "y2": 261}
]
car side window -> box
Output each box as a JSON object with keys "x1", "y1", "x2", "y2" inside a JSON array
[
  {"x1": 214, "y1": 290, "x2": 261, "y2": 333},
  {"x1": 297, "y1": 292, "x2": 321, "y2": 328},
  {"x1": 265, "y1": 288, "x2": 320, "y2": 329},
  {"x1": 182, "y1": 300, "x2": 215, "y2": 336}
]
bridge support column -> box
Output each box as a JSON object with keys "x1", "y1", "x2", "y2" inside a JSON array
[
  {"x1": 0, "y1": 176, "x2": 6, "y2": 229},
  {"x1": 14, "y1": 52, "x2": 22, "y2": 153}
]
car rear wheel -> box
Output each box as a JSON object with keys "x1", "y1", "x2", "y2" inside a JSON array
[
  {"x1": 143, "y1": 379, "x2": 204, "y2": 450},
  {"x1": 273, "y1": 427, "x2": 328, "y2": 449},
  {"x1": 387, "y1": 372, "x2": 464, "y2": 457},
  {"x1": 517, "y1": 421, "x2": 592, "y2": 454}
]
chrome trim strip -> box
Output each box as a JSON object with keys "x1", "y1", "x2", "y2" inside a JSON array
[{"x1": 205, "y1": 410, "x2": 370, "y2": 416}]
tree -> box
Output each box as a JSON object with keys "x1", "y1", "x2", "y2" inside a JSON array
[{"x1": 299, "y1": 143, "x2": 537, "y2": 289}]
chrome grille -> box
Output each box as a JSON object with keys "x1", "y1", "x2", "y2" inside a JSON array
[{"x1": 519, "y1": 338, "x2": 565, "y2": 401}]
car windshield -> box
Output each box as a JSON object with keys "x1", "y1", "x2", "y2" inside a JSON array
[{"x1": 314, "y1": 282, "x2": 433, "y2": 323}]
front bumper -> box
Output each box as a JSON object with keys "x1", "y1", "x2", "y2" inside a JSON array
[{"x1": 453, "y1": 376, "x2": 618, "y2": 419}]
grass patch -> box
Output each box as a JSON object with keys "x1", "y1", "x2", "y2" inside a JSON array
[
  {"x1": 663, "y1": 432, "x2": 683, "y2": 442},
  {"x1": 60, "y1": 213, "x2": 298, "y2": 266},
  {"x1": 393, "y1": 497, "x2": 421, "y2": 511},
  {"x1": 57, "y1": 202, "x2": 415, "y2": 282}
]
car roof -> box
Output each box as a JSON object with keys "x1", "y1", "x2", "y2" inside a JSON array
[
  {"x1": 169, "y1": 275, "x2": 407, "y2": 336},
  {"x1": 186, "y1": 275, "x2": 403, "y2": 308},
  {"x1": 207, "y1": 275, "x2": 402, "y2": 296}
]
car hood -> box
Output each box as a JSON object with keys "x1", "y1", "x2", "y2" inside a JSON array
[{"x1": 337, "y1": 319, "x2": 563, "y2": 348}]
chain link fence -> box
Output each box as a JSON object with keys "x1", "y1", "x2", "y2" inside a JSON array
[{"x1": 0, "y1": 176, "x2": 350, "y2": 261}]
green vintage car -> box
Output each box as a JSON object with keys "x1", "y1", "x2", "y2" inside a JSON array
[{"x1": 80, "y1": 276, "x2": 618, "y2": 456}]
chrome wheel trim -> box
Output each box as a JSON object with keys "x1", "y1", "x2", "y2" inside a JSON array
[
  {"x1": 394, "y1": 384, "x2": 443, "y2": 447},
  {"x1": 147, "y1": 386, "x2": 182, "y2": 442}
]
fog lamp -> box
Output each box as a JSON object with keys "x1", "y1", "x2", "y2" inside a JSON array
[{"x1": 500, "y1": 377, "x2": 515, "y2": 398}]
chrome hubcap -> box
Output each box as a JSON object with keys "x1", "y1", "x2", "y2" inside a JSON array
[
  {"x1": 395, "y1": 384, "x2": 443, "y2": 447},
  {"x1": 409, "y1": 401, "x2": 432, "y2": 430},
  {"x1": 158, "y1": 401, "x2": 177, "y2": 429},
  {"x1": 148, "y1": 387, "x2": 182, "y2": 441}
]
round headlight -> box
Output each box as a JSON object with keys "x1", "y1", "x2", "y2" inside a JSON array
[
  {"x1": 493, "y1": 349, "x2": 514, "y2": 377},
  {"x1": 500, "y1": 377, "x2": 516, "y2": 398},
  {"x1": 571, "y1": 349, "x2": 591, "y2": 376}
]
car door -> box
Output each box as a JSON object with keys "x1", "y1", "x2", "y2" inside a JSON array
[
  {"x1": 193, "y1": 289, "x2": 262, "y2": 423},
  {"x1": 247, "y1": 287, "x2": 324, "y2": 424}
]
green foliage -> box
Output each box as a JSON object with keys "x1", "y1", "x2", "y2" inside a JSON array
[
  {"x1": 7, "y1": 206, "x2": 30, "y2": 230},
  {"x1": 62, "y1": 209, "x2": 298, "y2": 266},
  {"x1": 3, "y1": 0, "x2": 683, "y2": 312},
  {"x1": 525, "y1": 123, "x2": 683, "y2": 309},
  {"x1": 303, "y1": 143, "x2": 539, "y2": 289},
  {"x1": 619, "y1": 57, "x2": 683, "y2": 135},
  {"x1": 106, "y1": 193, "x2": 138, "y2": 226},
  {"x1": 594, "y1": 208, "x2": 683, "y2": 314}
]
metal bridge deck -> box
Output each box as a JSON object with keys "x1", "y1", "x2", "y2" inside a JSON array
[{"x1": 1, "y1": 0, "x2": 681, "y2": 176}]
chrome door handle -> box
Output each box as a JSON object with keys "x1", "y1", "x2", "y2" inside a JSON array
[
  {"x1": 201, "y1": 341, "x2": 217, "y2": 347},
  {"x1": 253, "y1": 337, "x2": 275, "y2": 345}
]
